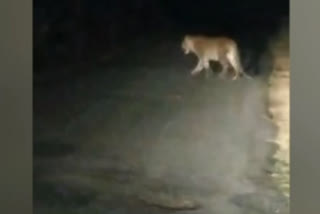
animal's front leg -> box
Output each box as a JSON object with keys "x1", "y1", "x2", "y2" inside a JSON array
[{"x1": 191, "y1": 59, "x2": 203, "y2": 76}]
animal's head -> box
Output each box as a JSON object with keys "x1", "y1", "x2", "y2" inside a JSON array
[{"x1": 181, "y1": 35, "x2": 192, "y2": 55}]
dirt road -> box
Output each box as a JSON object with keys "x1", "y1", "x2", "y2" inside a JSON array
[{"x1": 34, "y1": 37, "x2": 289, "y2": 214}]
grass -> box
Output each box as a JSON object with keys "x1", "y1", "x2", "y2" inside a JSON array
[{"x1": 267, "y1": 23, "x2": 290, "y2": 200}]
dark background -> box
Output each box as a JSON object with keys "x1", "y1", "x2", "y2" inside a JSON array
[
  {"x1": 33, "y1": 1, "x2": 290, "y2": 213},
  {"x1": 34, "y1": 0, "x2": 289, "y2": 75}
]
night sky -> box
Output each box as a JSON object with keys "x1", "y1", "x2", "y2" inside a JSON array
[{"x1": 34, "y1": 0, "x2": 289, "y2": 72}]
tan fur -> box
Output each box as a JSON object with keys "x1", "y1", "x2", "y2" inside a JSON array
[{"x1": 181, "y1": 35, "x2": 250, "y2": 80}]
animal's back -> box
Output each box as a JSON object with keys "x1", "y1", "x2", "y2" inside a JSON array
[{"x1": 189, "y1": 35, "x2": 236, "y2": 59}]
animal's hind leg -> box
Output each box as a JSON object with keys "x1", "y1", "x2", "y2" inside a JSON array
[{"x1": 226, "y1": 52, "x2": 240, "y2": 80}]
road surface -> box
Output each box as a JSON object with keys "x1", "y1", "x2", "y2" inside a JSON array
[{"x1": 34, "y1": 37, "x2": 289, "y2": 214}]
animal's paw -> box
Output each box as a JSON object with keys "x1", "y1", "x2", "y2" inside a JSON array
[
  {"x1": 231, "y1": 75, "x2": 238, "y2": 81},
  {"x1": 190, "y1": 70, "x2": 200, "y2": 76}
]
